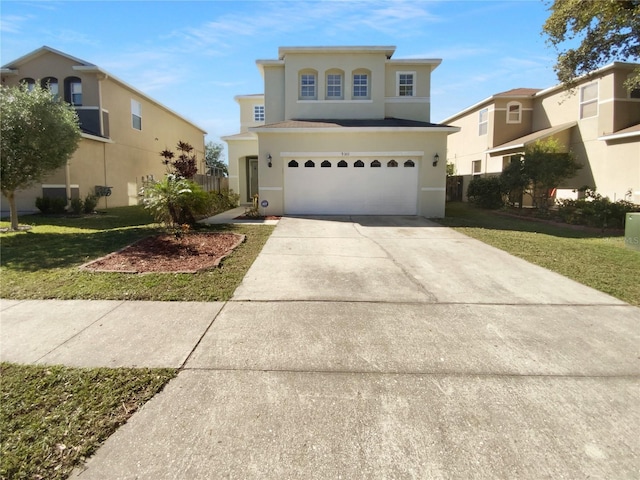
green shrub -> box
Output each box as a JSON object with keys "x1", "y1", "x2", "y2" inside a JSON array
[
  {"x1": 69, "y1": 197, "x2": 83, "y2": 215},
  {"x1": 35, "y1": 196, "x2": 66, "y2": 214},
  {"x1": 556, "y1": 189, "x2": 640, "y2": 228},
  {"x1": 467, "y1": 176, "x2": 506, "y2": 209},
  {"x1": 141, "y1": 174, "x2": 212, "y2": 227},
  {"x1": 83, "y1": 194, "x2": 98, "y2": 214},
  {"x1": 35, "y1": 196, "x2": 51, "y2": 214},
  {"x1": 208, "y1": 189, "x2": 239, "y2": 215}
]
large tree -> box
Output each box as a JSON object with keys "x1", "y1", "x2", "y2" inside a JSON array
[
  {"x1": 543, "y1": 0, "x2": 640, "y2": 90},
  {"x1": 1, "y1": 84, "x2": 81, "y2": 230},
  {"x1": 205, "y1": 141, "x2": 228, "y2": 177}
]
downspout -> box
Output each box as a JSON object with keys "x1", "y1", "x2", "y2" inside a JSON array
[{"x1": 65, "y1": 162, "x2": 71, "y2": 204}]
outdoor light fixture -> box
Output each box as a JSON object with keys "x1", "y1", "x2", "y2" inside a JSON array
[
  {"x1": 267, "y1": 154, "x2": 272, "y2": 168},
  {"x1": 432, "y1": 153, "x2": 440, "y2": 167}
]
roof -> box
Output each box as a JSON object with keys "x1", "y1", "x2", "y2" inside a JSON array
[
  {"x1": 494, "y1": 88, "x2": 542, "y2": 97},
  {"x1": 278, "y1": 46, "x2": 397, "y2": 60},
  {"x1": 598, "y1": 122, "x2": 640, "y2": 141},
  {"x1": 255, "y1": 118, "x2": 453, "y2": 129},
  {"x1": 441, "y1": 87, "x2": 542, "y2": 124},
  {"x1": 485, "y1": 122, "x2": 577, "y2": 154},
  {"x1": 1, "y1": 46, "x2": 207, "y2": 134}
]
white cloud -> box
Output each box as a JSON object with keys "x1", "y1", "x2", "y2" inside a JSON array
[{"x1": 0, "y1": 14, "x2": 32, "y2": 34}]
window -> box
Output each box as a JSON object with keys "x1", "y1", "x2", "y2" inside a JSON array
[
  {"x1": 20, "y1": 78, "x2": 35, "y2": 91},
  {"x1": 254, "y1": 105, "x2": 265, "y2": 122},
  {"x1": 579, "y1": 82, "x2": 598, "y2": 119},
  {"x1": 64, "y1": 77, "x2": 82, "y2": 105},
  {"x1": 338, "y1": 160, "x2": 348, "y2": 168},
  {"x1": 472, "y1": 160, "x2": 482, "y2": 175},
  {"x1": 630, "y1": 87, "x2": 640, "y2": 99},
  {"x1": 288, "y1": 160, "x2": 299, "y2": 167},
  {"x1": 397, "y1": 72, "x2": 414, "y2": 96},
  {"x1": 321, "y1": 160, "x2": 331, "y2": 168},
  {"x1": 326, "y1": 73, "x2": 343, "y2": 99},
  {"x1": 300, "y1": 73, "x2": 317, "y2": 99},
  {"x1": 387, "y1": 160, "x2": 398, "y2": 168},
  {"x1": 506, "y1": 102, "x2": 521, "y2": 123},
  {"x1": 354, "y1": 160, "x2": 364, "y2": 168},
  {"x1": 353, "y1": 73, "x2": 369, "y2": 98},
  {"x1": 131, "y1": 99, "x2": 142, "y2": 130},
  {"x1": 404, "y1": 160, "x2": 415, "y2": 168},
  {"x1": 478, "y1": 108, "x2": 488, "y2": 135},
  {"x1": 371, "y1": 160, "x2": 381, "y2": 167},
  {"x1": 41, "y1": 77, "x2": 59, "y2": 98},
  {"x1": 304, "y1": 160, "x2": 315, "y2": 167}
]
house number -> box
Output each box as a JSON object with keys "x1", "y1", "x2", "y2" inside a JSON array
[{"x1": 341, "y1": 152, "x2": 350, "y2": 156}]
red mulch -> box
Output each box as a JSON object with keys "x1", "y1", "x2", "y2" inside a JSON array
[{"x1": 80, "y1": 232, "x2": 245, "y2": 273}]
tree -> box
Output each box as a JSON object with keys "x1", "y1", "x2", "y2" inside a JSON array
[
  {"x1": 205, "y1": 141, "x2": 228, "y2": 177},
  {"x1": 543, "y1": 0, "x2": 640, "y2": 91},
  {"x1": 160, "y1": 141, "x2": 198, "y2": 179},
  {"x1": 1, "y1": 84, "x2": 81, "y2": 230}
]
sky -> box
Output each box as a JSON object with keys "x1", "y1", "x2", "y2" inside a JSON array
[{"x1": 1, "y1": 0, "x2": 564, "y2": 158}]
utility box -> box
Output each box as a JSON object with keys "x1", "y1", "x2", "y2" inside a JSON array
[{"x1": 625, "y1": 213, "x2": 640, "y2": 251}]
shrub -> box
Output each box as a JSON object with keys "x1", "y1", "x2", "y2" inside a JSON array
[
  {"x1": 35, "y1": 196, "x2": 66, "y2": 214},
  {"x1": 467, "y1": 176, "x2": 506, "y2": 209},
  {"x1": 83, "y1": 194, "x2": 98, "y2": 214},
  {"x1": 208, "y1": 189, "x2": 239, "y2": 215},
  {"x1": 35, "y1": 196, "x2": 51, "y2": 214},
  {"x1": 556, "y1": 189, "x2": 640, "y2": 228},
  {"x1": 69, "y1": 197, "x2": 83, "y2": 215}
]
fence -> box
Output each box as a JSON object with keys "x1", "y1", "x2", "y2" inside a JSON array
[{"x1": 193, "y1": 174, "x2": 229, "y2": 193}]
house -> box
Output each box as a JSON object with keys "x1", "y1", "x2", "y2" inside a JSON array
[
  {"x1": 0, "y1": 46, "x2": 207, "y2": 213},
  {"x1": 223, "y1": 46, "x2": 459, "y2": 217},
  {"x1": 443, "y1": 62, "x2": 640, "y2": 204}
]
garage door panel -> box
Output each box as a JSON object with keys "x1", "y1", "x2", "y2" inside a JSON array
[{"x1": 284, "y1": 158, "x2": 418, "y2": 215}]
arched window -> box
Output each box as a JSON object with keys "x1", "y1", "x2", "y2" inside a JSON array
[
  {"x1": 304, "y1": 160, "x2": 315, "y2": 168},
  {"x1": 338, "y1": 160, "x2": 348, "y2": 168},
  {"x1": 506, "y1": 101, "x2": 522, "y2": 124},
  {"x1": 64, "y1": 76, "x2": 82, "y2": 105},
  {"x1": 20, "y1": 78, "x2": 35, "y2": 91},
  {"x1": 41, "y1": 77, "x2": 59, "y2": 98},
  {"x1": 371, "y1": 160, "x2": 381, "y2": 168},
  {"x1": 288, "y1": 160, "x2": 299, "y2": 167},
  {"x1": 299, "y1": 69, "x2": 318, "y2": 100},
  {"x1": 387, "y1": 160, "x2": 398, "y2": 168},
  {"x1": 326, "y1": 69, "x2": 344, "y2": 100},
  {"x1": 354, "y1": 160, "x2": 364, "y2": 168},
  {"x1": 404, "y1": 160, "x2": 415, "y2": 168},
  {"x1": 321, "y1": 160, "x2": 331, "y2": 168}
]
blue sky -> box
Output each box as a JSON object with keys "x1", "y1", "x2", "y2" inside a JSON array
[{"x1": 1, "y1": 0, "x2": 561, "y2": 153}]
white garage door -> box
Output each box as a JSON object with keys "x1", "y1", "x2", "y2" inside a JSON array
[{"x1": 284, "y1": 157, "x2": 419, "y2": 215}]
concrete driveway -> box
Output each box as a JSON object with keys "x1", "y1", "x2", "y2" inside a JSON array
[{"x1": 72, "y1": 216, "x2": 639, "y2": 479}]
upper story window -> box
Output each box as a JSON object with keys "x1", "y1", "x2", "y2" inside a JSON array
[
  {"x1": 254, "y1": 105, "x2": 265, "y2": 122},
  {"x1": 326, "y1": 71, "x2": 343, "y2": 100},
  {"x1": 397, "y1": 72, "x2": 415, "y2": 97},
  {"x1": 131, "y1": 99, "x2": 142, "y2": 130},
  {"x1": 478, "y1": 108, "x2": 488, "y2": 135},
  {"x1": 300, "y1": 71, "x2": 317, "y2": 100},
  {"x1": 579, "y1": 82, "x2": 598, "y2": 119},
  {"x1": 353, "y1": 71, "x2": 369, "y2": 99},
  {"x1": 64, "y1": 77, "x2": 82, "y2": 106},
  {"x1": 41, "y1": 77, "x2": 59, "y2": 99},
  {"x1": 472, "y1": 159, "x2": 482, "y2": 175},
  {"x1": 20, "y1": 78, "x2": 35, "y2": 91},
  {"x1": 506, "y1": 102, "x2": 522, "y2": 123}
]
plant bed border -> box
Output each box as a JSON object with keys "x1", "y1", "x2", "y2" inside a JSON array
[{"x1": 79, "y1": 232, "x2": 246, "y2": 274}]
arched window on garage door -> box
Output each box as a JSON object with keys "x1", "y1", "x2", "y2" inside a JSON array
[
  {"x1": 305, "y1": 160, "x2": 315, "y2": 167},
  {"x1": 288, "y1": 160, "x2": 299, "y2": 167},
  {"x1": 338, "y1": 160, "x2": 348, "y2": 168},
  {"x1": 387, "y1": 160, "x2": 398, "y2": 167},
  {"x1": 371, "y1": 160, "x2": 381, "y2": 167},
  {"x1": 354, "y1": 160, "x2": 364, "y2": 168},
  {"x1": 404, "y1": 160, "x2": 415, "y2": 167},
  {"x1": 321, "y1": 160, "x2": 331, "y2": 167}
]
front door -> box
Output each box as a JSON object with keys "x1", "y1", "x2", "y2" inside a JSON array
[{"x1": 248, "y1": 157, "x2": 258, "y2": 202}]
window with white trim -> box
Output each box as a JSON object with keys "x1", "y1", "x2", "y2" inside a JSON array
[
  {"x1": 579, "y1": 82, "x2": 598, "y2": 119},
  {"x1": 397, "y1": 72, "x2": 415, "y2": 96},
  {"x1": 326, "y1": 73, "x2": 343, "y2": 99},
  {"x1": 506, "y1": 102, "x2": 521, "y2": 123},
  {"x1": 131, "y1": 99, "x2": 142, "y2": 130},
  {"x1": 472, "y1": 160, "x2": 482, "y2": 175},
  {"x1": 254, "y1": 105, "x2": 265, "y2": 122},
  {"x1": 353, "y1": 73, "x2": 369, "y2": 98},
  {"x1": 300, "y1": 73, "x2": 317, "y2": 100},
  {"x1": 478, "y1": 108, "x2": 488, "y2": 135}
]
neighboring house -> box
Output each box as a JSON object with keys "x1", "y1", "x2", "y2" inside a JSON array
[
  {"x1": 443, "y1": 62, "x2": 640, "y2": 204},
  {"x1": 1, "y1": 46, "x2": 207, "y2": 213},
  {"x1": 223, "y1": 46, "x2": 459, "y2": 217}
]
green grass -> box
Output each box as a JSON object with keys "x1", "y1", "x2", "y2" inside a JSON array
[
  {"x1": 438, "y1": 202, "x2": 640, "y2": 306},
  {"x1": 0, "y1": 363, "x2": 176, "y2": 480},
  {"x1": 0, "y1": 206, "x2": 274, "y2": 301}
]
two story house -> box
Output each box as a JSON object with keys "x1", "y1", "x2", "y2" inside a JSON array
[
  {"x1": 443, "y1": 62, "x2": 640, "y2": 204},
  {"x1": 1, "y1": 46, "x2": 207, "y2": 213},
  {"x1": 223, "y1": 46, "x2": 459, "y2": 217}
]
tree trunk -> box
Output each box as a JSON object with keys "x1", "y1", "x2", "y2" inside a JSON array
[{"x1": 6, "y1": 190, "x2": 19, "y2": 230}]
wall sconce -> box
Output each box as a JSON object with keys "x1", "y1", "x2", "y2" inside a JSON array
[
  {"x1": 267, "y1": 154, "x2": 272, "y2": 168},
  {"x1": 432, "y1": 153, "x2": 440, "y2": 167}
]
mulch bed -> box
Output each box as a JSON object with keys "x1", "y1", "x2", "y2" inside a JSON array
[
  {"x1": 80, "y1": 232, "x2": 245, "y2": 273},
  {"x1": 233, "y1": 215, "x2": 281, "y2": 220}
]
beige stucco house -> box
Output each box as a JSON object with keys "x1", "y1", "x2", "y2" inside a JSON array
[
  {"x1": 443, "y1": 62, "x2": 640, "y2": 204},
  {"x1": 223, "y1": 46, "x2": 459, "y2": 217},
  {"x1": 1, "y1": 46, "x2": 207, "y2": 213}
]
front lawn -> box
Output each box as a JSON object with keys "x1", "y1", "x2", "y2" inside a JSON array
[
  {"x1": 438, "y1": 202, "x2": 640, "y2": 306},
  {"x1": 0, "y1": 206, "x2": 274, "y2": 301},
  {"x1": 0, "y1": 363, "x2": 176, "y2": 480}
]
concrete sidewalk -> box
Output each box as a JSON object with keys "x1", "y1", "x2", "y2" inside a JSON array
[{"x1": 2, "y1": 215, "x2": 639, "y2": 479}]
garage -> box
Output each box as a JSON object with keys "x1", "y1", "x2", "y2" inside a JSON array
[{"x1": 283, "y1": 156, "x2": 419, "y2": 215}]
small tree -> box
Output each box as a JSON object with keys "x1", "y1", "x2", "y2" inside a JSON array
[
  {"x1": 1, "y1": 84, "x2": 81, "y2": 230},
  {"x1": 160, "y1": 141, "x2": 198, "y2": 179},
  {"x1": 141, "y1": 174, "x2": 212, "y2": 227},
  {"x1": 205, "y1": 141, "x2": 228, "y2": 177},
  {"x1": 500, "y1": 156, "x2": 529, "y2": 208}
]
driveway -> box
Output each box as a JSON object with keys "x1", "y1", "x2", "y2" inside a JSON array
[{"x1": 73, "y1": 216, "x2": 639, "y2": 479}]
